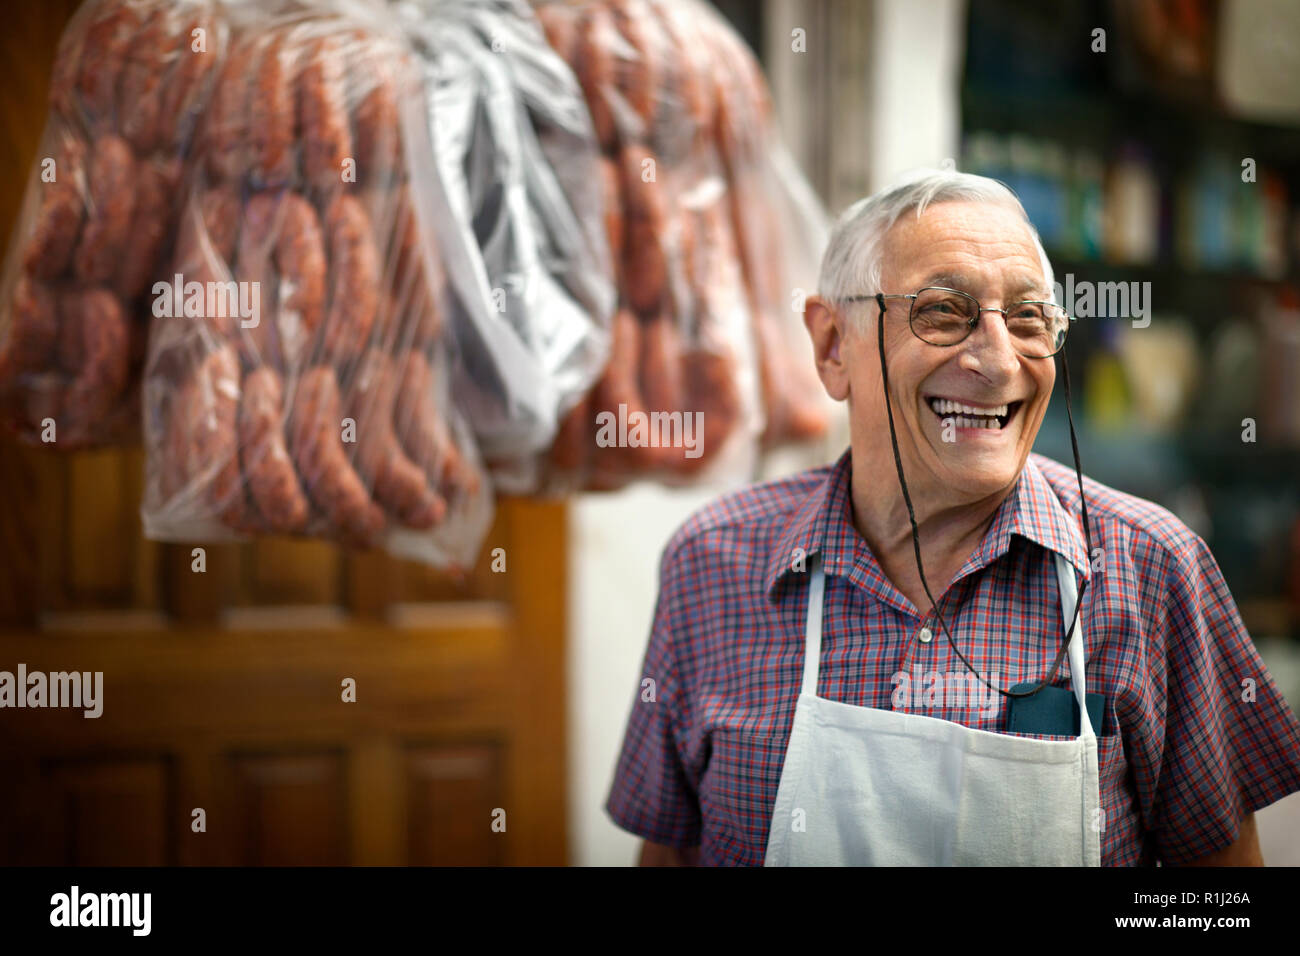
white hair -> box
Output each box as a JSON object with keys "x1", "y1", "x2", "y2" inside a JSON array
[{"x1": 817, "y1": 169, "x2": 1056, "y2": 316}]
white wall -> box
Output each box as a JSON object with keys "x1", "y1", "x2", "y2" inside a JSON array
[
  {"x1": 567, "y1": 484, "x2": 717, "y2": 866},
  {"x1": 865, "y1": 0, "x2": 966, "y2": 191}
]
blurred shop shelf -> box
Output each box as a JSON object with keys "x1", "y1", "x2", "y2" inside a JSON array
[{"x1": 962, "y1": 84, "x2": 1300, "y2": 164}]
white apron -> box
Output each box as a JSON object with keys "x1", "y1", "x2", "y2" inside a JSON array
[{"x1": 763, "y1": 552, "x2": 1101, "y2": 866}]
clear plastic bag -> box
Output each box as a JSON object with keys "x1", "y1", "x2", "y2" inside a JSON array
[
  {"x1": 689, "y1": 2, "x2": 831, "y2": 450},
  {"x1": 533, "y1": 0, "x2": 830, "y2": 492},
  {"x1": 396, "y1": 0, "x2": 617, "y2": 492},
  {"x1": 0, "y1": 0, "x2": 229, "y2": 448},
  {"x1": 140, "y1": 2, "x2": 492, "y2": 570}
]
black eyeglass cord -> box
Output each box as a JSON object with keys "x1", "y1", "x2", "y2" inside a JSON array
[{"x1": 872, "y1": 293, "x2": 1094, "y2": 700}]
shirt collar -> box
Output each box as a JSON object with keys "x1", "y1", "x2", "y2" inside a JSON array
[
  {"x1": 765, "y1": 448, "x2": 883, "y2": 601},
  {"x1": 764, "y1": 449, "x2": 1091, "y2": 602},
  {"x1": 956, "y1": 454, "x2": 1093, "y2": 582}
]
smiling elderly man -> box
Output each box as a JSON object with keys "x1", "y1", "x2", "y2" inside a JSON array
[{"x1": 605, "y1": 170, "x2": 1300, "y2": 867}]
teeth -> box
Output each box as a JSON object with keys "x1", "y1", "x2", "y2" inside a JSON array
[{"x1": 929, "y1": 398, "x2": 1009, "y2": 417}]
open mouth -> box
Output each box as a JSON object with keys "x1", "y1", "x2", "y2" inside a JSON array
[{"x1": 926, "y1": 397, "x2": 1023, "y2": 431}]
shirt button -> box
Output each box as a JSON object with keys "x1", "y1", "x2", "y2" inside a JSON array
[{"x1": 918, "y1": 627, "x2": 933, "y2": 644}]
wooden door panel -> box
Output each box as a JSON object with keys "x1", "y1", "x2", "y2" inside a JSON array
[
  {"x1": 65, "y1": 450, "x2": 135, "y2": 606},
  {"x1": 161, "y1": 541, "x2": 242, "y2": 625},
  {"x1": 231, "y1": 752, "x2": 348, "y2": 866},
  {"x1": 44, "y1": 757, "x2": 171, "y2": 866},
  {"x1": 239, "y1": 538, "x2": 343, "y2": 607},
  {"x1": 407, "y1": 744, "x2": 505, "y2": 865}
]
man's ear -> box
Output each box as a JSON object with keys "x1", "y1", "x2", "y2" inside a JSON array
[{"x1": 803, "y1": 295, "x2": 851, "y2": 402}]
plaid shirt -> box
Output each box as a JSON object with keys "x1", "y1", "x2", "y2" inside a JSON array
[{"x1": 605, "y1": 448, "x2": 1300, "y2": 866}]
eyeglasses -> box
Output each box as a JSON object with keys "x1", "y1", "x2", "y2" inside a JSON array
[{"x1": 841, "y1": 287, "x2": 1073, "y2": 358}]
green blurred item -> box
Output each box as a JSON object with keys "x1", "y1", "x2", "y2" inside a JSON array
[{"x1": 1084, "y1": 321, "x2": 1132, "y2": 433}]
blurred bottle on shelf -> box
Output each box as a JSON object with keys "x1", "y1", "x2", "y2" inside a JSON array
[
  {"x1": 1104, "y1": 144, "x2": 1159, "y2": 265},
  {"x1": 1259, "y1": 171, "x2": 1290, "y2": 280},
  {"x1": 1238, "y1": 167, "x2": 1265, "y2": 273},
  {"x1": 1037, "y1": 141, "x2": 1069, "y2": 250},
  {"x1": 1234, "y1": 168, "x2": 1290, "y2": 278},
  {"x1": 1259, "y1": 288, "x2": 1300, "y2": 445},
  {"x1": 1201, "y1": 316, "x2": 1262, "y2": 433},
  {"x1": 965, "y1": 131, "x2": 1071, "y2": 254},
  {"x1": 1116, "y1": 317, "x2": 1199, "y2": 434},
  {"x1": 1066, "y1": 152, "x2": 1106, "y2": 261},
  {"x1": 1174, "y1": 152, "x2": 1293, "y2": 275}
]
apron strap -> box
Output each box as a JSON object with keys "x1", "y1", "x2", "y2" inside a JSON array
[
  {"x1": 801, "y1": 554, "x2": 825, "y2": 696},
  {"x1": 1053, "y1": 551, "x2": 1095, "y2": 738}
]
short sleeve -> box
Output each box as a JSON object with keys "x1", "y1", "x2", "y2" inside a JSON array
[
  {"x1": 604, "y1": 538, "x2": 702, "y2": 849},
  {"x1": 1152, "y1": 534, "x2": 1300, "y2": 863}
]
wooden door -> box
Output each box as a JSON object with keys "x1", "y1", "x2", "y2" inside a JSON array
[
  {"x1": 0, "y1": 2, "x2": 567, "y2": 867},
  {"x1": 0, "y1": 442, "x2": 568, "y2": 866}
]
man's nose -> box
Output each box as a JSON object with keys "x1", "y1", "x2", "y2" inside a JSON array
[{"x1": 958, "y1": 308, "x2": 1020, "y2": 379}]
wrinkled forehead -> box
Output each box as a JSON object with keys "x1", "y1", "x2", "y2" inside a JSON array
[{"x1": 879, "y1": 200, "x2": 1052, "y2": 296}]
